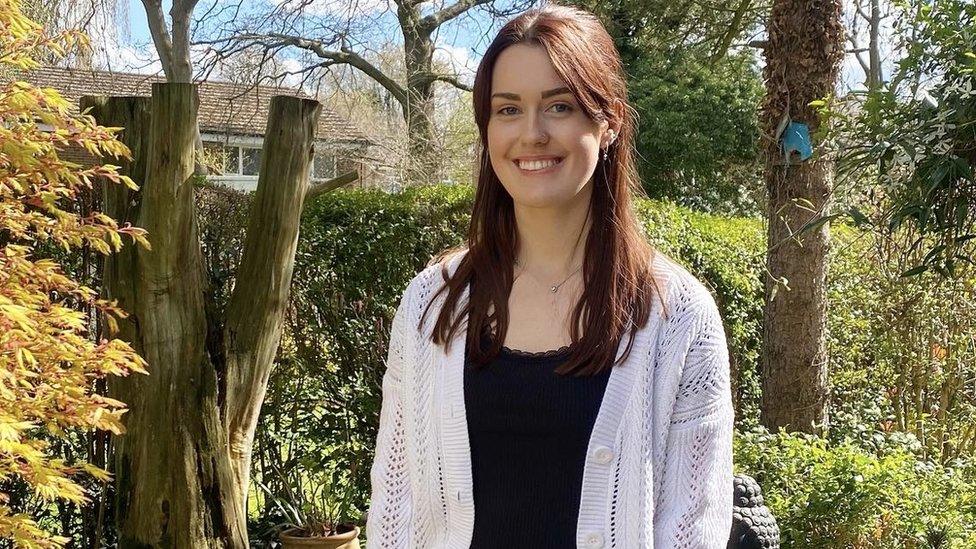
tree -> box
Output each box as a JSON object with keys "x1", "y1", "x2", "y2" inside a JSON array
[
  {"x1": 84, "y1": 89, "x2": 322, "y2": 547},
  {"x1": 0, "y1": 1, "x2": 148, "y2": 547},
  {"x1": 196, "y1": 0, "x2": 532, "y2": 186},
  {"x1": 831, "y1": 0, "x2": 976, "y2": 278},
  {"x1": 629, "y1": 49, "x2": 764, "y2": 215},
  {"x1": 310, "y1": 41, "x2": 477, "y2": 189},
  {"x1": 572, "y1": 0, "x2": 770, "y2": 72},
  {"x1": 759, "y1": 0, "x2": 844, "y2": 433},
  {"x1": 18, "y1": 0, "x2": 128, "y2": 69},
  {"x1": 79, "y1": 1, "x2": 355, "y2": 544},
  {"x1": 139, "y1": 0, "x2": 197, "y2": 82},
  {"x1": 570, "y1": 0, "x2": 768, "y2": 215},
  {"x1": 846, "y1": 0, "x2": 886, "y2": 91}
]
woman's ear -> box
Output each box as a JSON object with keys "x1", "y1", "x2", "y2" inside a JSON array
[{"x1": 602, "y1": 99, "x2": 625, "y2": 148}]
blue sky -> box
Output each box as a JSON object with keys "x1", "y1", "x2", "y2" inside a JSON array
[
  {"x1": 117, "y1": 0, "x2": 500, "y2": 84},
  {"x1": 126, "y1": 0, "x2": 151, "y2": 43},
  {"x1": 113, "y1": 0, "x2": 889, "y2": 92}
]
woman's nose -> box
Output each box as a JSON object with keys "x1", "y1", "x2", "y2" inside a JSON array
[{"x1": 520, "y1": 113, "x2": 550, "y2": 145}]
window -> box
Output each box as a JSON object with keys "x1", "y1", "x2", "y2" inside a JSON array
[
  {"x1": 313, "y1": 151, "x2": 336, "y2": 180},
  {"x1": 242, "y1": 147, "x2": 262, "y2": 176},
  {"x1": 202, "y1": 142, "x2": 240, "y2": 175},
  {"x1": 200, "y1": 141, "x2": 264, "y2": 178}
]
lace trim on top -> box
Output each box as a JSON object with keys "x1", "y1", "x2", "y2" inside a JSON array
[
  {"x1": 500, "y1": 342, "x2": 573, "y2": 358},
  {"x1": 478, "y1": 329, "x2": 574, "y2": 359}
]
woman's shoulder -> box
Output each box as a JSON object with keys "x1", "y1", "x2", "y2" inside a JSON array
[
  {"x1": 401, "y1": 246, "x2": 469, "y2": 301},
  {"x1": 649, "y1": 249, "x2": 720, "y2": 322}
]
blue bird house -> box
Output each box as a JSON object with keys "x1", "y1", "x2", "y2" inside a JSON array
[{"x1": 780, "y1": 121, "x2": 812, "y2": 163}]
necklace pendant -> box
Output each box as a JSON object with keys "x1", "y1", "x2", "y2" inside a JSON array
[{"x1": 550, "y1": 286, "x2": 558, "y2": 293}]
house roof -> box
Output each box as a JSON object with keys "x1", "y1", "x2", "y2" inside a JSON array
[{"x1": 18, "y1": 66, "x2": 373, "y2": 145}]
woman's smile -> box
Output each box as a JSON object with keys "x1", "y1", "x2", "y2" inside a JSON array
[{"x1": 515, "y1": 156, "x2": 565, "y2": 175}]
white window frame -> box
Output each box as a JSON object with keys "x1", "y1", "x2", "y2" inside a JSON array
[
  {"x1": 202, "y1": 134, "x2": 263, "y2": 184},
  {"x1": 201, "y1": 135, "x2": 350, "y2": 191}
]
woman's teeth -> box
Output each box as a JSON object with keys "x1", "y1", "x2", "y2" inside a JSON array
[{"x1": 518, "y1": 158, "x2": 562, "y2": 171}]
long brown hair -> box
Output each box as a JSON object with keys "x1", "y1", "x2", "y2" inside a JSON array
[{"x1": 420, "y1": 2, "x2": 665, "y2": 376}]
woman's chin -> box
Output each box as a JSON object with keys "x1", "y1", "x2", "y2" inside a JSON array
[{"x1": 510, "y1": 189, "x2": 577, "y2": 209}]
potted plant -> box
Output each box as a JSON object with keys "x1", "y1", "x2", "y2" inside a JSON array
[{"x1": 257, "y1": 460, "x2": 362, "y2": 549}]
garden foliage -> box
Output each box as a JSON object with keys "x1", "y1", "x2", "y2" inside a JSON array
[
  {"x1": 829, "y1": 0, "x2": 976, "y2": 278},
  {"x1": 0, "y1": 1, "x2": 148, "y2": 546}
]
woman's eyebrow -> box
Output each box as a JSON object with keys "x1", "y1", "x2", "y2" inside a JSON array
[{"x1": 491, "y1": 86, "x2": 572, "y2": 100}]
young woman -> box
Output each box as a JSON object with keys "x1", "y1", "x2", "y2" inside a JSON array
[{"x1": 366, "y1": 4, "x2": 733, "y2": 548}]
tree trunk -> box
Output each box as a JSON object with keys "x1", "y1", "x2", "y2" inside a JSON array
[
  {"x1": 88, "y1": 84, "x2": 247, "y2": 548},
  {"x1": 222, "y1": 96, "x2": 321, "y2": 502},
  {"x1": 81, "y1": 95, "x2": 150, "y2": 348},
  {"x1": 760, "y1": 0, "x2": 844, "y2": 434},
  {"x1": 867, "y1": 0, "x2": 882, "y2": 90},
  {"x1": 400, "y1": 5, "x2": 441, "y2": 186},
  {"x1": 87, "y1": 89, "x2": 321, "y2": 545}
]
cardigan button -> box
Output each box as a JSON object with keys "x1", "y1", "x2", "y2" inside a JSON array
[
  {"x1": 584, "y1": 532, "x2": 604, "y2": 548},
  {"x1": 592, "y1": 445, "x2": 614, "y2": 465}
]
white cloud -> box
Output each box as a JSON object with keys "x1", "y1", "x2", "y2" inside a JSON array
[
  {"x1": 94, "y1": 41, "x2": 163, "y2": 74},
  {"x1": 96, "y1": 35, "x2": 244, "y2": 81},
  {"x1": 279, "y1": 57, "x2": 306, "y2": 87},
  {"x1": 433, "y1": 41, "x2": 476, "y2": 86}
]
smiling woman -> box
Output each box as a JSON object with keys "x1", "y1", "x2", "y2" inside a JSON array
[
  {"x1": 487, "y1": 49, "x2": 608, "y2": 211},
  {"x1": 366, "y1": 3, "x2": 734, "y2": 548}
]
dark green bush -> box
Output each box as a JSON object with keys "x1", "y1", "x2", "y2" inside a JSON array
[{"x1": 734, "y1": 427, "x2": 976, "y2": 548}]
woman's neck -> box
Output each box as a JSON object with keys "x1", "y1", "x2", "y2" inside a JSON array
[{"x1": 512, "y1": 188, "x2": 591, "y2": 281}]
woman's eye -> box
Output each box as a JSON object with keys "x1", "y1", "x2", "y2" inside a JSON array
[{"x1": 496, "y1": 103, "x2": 573, "y2": 116}]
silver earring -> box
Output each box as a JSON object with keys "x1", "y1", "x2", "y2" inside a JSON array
[{"x1": 603, "y1": 148, "x2": 608, "y2": 162}]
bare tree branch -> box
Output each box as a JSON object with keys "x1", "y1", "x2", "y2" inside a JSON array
[
  {"x1": 429, "y1": 72, "x2": 473, "y2": 92},
  {"x1": 419, "y1": 0, "x2": 493, "y2": 34},
  {"x1": 846, "y1": 35, "x2": 871, "y2": 80},
  {"x1": 306, "y1": 170, "x2": 359, "y2": 200},
  {"x1": 141, "y1": 0, "x2": 176, "y2": 76},
  {"x1": 170, "y1": 0, "x2": 201, "y2": 81},
  {"x1": 198, "y1": 33, "x2": 410, "y2": 106}
]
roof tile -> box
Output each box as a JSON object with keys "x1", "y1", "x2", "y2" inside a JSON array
[{"x1": 17, "y1": 66, "x2": 372, "y2": 144}]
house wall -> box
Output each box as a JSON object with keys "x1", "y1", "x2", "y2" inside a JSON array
[
  {"x1": 201, "y1": 133, "x2": 385, "y2": 193},
  {"x1": 53, "y1": 136, "x2": 393, "y2": 194}
]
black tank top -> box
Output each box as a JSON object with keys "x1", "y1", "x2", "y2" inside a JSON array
[{"x1": 464, "y1": 331, "x2": 611, "y2": 548}]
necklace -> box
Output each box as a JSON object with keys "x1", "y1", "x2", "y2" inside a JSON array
[{"x1": 514, "y1": 257, "x2": 582, "y2": 293}]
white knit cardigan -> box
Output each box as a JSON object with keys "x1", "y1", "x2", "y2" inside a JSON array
[{"x1": 366, "y1": 249, "x2": 734, "y2": 548}]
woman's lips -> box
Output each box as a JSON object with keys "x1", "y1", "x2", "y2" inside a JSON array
[{"x1": 514, "y1": 157, "x2": 565, "y2": 176}]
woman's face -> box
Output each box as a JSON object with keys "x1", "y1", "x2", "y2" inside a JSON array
[{"x1": 487, "y1": 43, "x2": 609, "y2": 208}]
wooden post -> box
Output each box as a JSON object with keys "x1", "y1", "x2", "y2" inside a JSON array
[
  {"x1": 223, "y1": 95, "x2": 322, "y2": 501},
  {"x1": 87, "y1": 85, "x2": 248, "y2": 548}
]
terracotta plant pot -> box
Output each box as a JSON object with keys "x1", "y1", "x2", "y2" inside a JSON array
[{"x1": 279, "y1": 525, "x2": 361, "y2": 549}]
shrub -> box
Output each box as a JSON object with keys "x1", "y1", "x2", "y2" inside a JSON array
[
  {"x1": 735, "y1": 427, "x2": 976, "y2": 548},
  {"x1": 0, "y1": 1, "x2": 148, "y2": 546}
]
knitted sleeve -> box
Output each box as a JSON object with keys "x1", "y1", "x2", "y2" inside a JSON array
[
  {"x1": 653, "y1": 293, "x2": 734, "y2": 548},
  {"x1": 366, "y1": 280, "x2": 417, "y2": 549}
]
